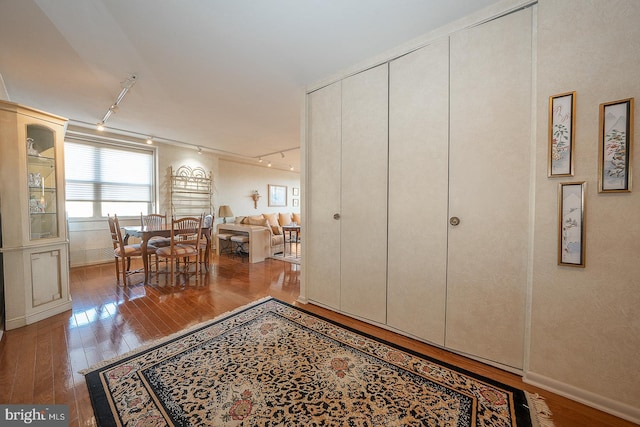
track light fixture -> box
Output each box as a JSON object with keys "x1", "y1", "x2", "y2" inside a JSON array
[
  {"x1": 267, "y1": 161, "x2": 272, "y2": 167},
  {"x1": 96, "y1": 74, "x2": 137, "y2": 130},
  {"x1": 197, "y1": 146, "x2": 203, "y2": 154},
  {"x1": 280, "y1": 152, "x2": 285, "y2": 158},
  {"x1": 146, "y1": 136, "x2": 153, "y2": 145},
  {"x1": 258, "y1": 157, "x2": 263, "y2": 163}
]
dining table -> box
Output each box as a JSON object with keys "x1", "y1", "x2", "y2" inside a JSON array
[{"x1": 123, "y1": 225, "x2": 211, "y2": 284}]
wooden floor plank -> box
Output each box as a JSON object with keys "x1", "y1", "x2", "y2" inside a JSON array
[{"x1": 0, "y1": 255, "x2": 633, "y2": 426}]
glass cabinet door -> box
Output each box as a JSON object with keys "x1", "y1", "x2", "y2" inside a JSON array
[{"x1": 27, "y1": 124, "x2": 59, "y2": 240}]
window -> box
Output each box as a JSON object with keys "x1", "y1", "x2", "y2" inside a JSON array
[{"x1": 65, "y1": 139, "x2": 154, "y2": 219}]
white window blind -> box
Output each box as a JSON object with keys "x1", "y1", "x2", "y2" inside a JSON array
[{"x1": 65, "y1": 140, "x2": 154, "y2": 218}]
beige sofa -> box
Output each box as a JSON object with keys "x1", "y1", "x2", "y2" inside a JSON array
[{"x1": 233, "y1": 212, "x2": 301, "y2": 257}]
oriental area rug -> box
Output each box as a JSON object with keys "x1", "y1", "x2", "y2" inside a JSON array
[{"x1": 83, "y1": 297, "x2": 553, "y2": 426}]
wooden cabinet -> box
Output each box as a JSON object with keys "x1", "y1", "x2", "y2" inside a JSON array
[
  {"x1": 307, "y1": 64, "x2": 388, "y2": 324},
  {"x1": 0, "y1": 100, "x2": 71, "y2": 330},
  {"x1": 307, "y1": 8, "x2": 533, "y2": 370}
]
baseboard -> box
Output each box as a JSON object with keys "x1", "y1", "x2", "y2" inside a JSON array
[
  {"x1": 26, "y1": 300, "x2": 73, "y2": 326},
  {"x1": 5, "y1": 315, "x2": 26, "y2": 331},
  {"x1": 524, "y1": 371, "x2": 640, "y2": 424}
]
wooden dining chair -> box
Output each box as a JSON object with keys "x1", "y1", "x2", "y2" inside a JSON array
[
  {"x1": 108, "y1": 214, "x2": 143, "y2": 284},
  {"x1": 155, "y1": 215, "x2": 204, "y2": 286},
  {"x1": 141, "y1": 212, "x2": 172, "y2": 270}
]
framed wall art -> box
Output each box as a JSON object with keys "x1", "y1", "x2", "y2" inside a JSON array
[
  {"x1": 268, "y1": 184, "x2": 287, "y2": 207},
  {"x1": 558, "y1": 182, "x2": 586, "y2": 267},
  {"x1": 598, "y1": 97, "x2": 634, "y2": 192},
  {"x1": 548, "y1": 91, "x2": 576, "y2": 177},
  {"x1": 292, "y1": 198, "x2": 299, "y2": 207},
  {"x1": 292, "y1": 187, "x2": 300, "y2": 196}
]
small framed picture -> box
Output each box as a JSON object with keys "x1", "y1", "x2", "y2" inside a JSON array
[
  {"x1": 268, "y1": 184, "x2": 287, "y2": 207},
  {"x1": 292, "y1": 187, "x2": 300, "y2": 196},
  {"x1": 292, "y1": 199, "x2": 299, "y2": 207},
  {"x1": 598, "y1": 98, "x2": 634, "y2": 192},
  {"x1": 548, "y1": 92, "x2": 576, "y2": 177},
  {"x1": 558, "y1": 182, "x2": 586, "y2": 267}
]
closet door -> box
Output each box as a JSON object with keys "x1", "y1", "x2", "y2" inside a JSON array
[
  {"x1": 340, "y1": 64, "x2": 388, "y2": 323},
  {"x1": 447, "y1": 7, "x2": 533, "y2": 369},
  {"x1": 388, "y1": 39, "x2": 450, "y2": 345},
  {"x1": 306, "y1": 82, "x2": 342, "y2": 309}
]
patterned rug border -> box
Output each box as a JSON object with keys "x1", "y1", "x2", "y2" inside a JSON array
[{"x1": 83, "y1": 296, "x2": 554, "y2": 426}]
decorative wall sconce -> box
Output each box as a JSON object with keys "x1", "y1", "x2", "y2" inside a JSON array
[{"x1": 251, "y1": 190, "x2": 261, "y2": 209}]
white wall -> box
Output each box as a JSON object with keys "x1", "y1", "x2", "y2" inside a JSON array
[
  {"x1": 525, "y1": 0, "x2": 640, "y2": 422},
  {"x1": 216, "y1": 159, "x2": 300, "y2": 223}
]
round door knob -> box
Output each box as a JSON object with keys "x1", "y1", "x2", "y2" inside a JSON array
[
  {"x1": 333, "y1": 213, "x2": 341, "y2": 220},
  {"x1": 449, "y1": 216, "x2": 460, "y2": 226}
]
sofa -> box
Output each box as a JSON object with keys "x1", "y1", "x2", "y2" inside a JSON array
[{"x1": 231, "y1": 212, "x2": 301, "y2": 257}]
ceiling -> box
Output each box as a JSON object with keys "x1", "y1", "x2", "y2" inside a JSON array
[{"x1": 0, "y1": 0, "x2": 500, "y2": 172}]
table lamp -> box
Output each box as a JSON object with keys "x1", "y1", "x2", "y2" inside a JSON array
[{"x1": 218, "y1": 205, "x2": 234, "y2": 223}]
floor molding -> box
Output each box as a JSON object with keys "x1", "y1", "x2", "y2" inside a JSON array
[{"x1": 524, "y1": 371, "x2": 640, "y2": 425}]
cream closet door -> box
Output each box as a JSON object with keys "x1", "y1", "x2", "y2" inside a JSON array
[
  {"x1": 306, "y1": 81, "x2": 342, "y2": 309},
  {"x1": 340, "y1": 64, "x2": 388, "y2": 323},
  {"x1": 387, "y1": 39, "x2": 449, "y2": 345},
  {"x1": 446, "y1": 7, "x2": 533, "y2": 369}
]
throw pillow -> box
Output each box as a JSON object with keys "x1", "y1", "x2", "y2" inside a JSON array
[
  {"x1": 263, "y1": 213, "x2": 279, "y2": 227},
  {"x1": 292, "y1": 213, "x2": 301, "y2": 225},
  {"x1": 247, "y1": 217, "x2": 268, "y2": 227},
  {"x1": 279, "y1": 212, "x2": 292, "y2": 226}
]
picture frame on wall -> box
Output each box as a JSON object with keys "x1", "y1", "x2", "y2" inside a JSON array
[
  {"x1": 598, "y1": 98, "x2": 634, "y2": 193},
  {"x1": 548, "y1": 91, "x2": 576, "y2": 177},
  {"x1": 558, "y1": 182, "x2": 586, "y2": 268},
  {"x1": 292, "y1": 187, "x2": 300, "y2": 196},
  {"x1": 292, "y1": 199, "x2": 299, "y2": 207},
  {"x1": 268, "y1": 184, "x2": 287, "y2": 207}
]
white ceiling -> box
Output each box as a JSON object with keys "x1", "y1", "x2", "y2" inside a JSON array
[{"x1": 0, "y1": 0, "x2": 500, "y2": 171}]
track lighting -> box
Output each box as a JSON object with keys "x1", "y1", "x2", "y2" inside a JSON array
[
  {"x1": 289, "y1": 165, "x2": 294, "y2": 171},
  {"x1": 280, "y1": 152, "x2": 285, "y2": 158},
  {"x1": 197, "y1": 146, "x2": 202, "y2": 155},
  {"x1": 146, "y1": 137, "x2": 153, "y2": 145},
  {"x1": 96, "y1": 74, "x2": 137, "y2": 130},
  {"x1": 267, "y1": 161, "x2": 272, "y2": 167},
  {"x1": 258, "y1": 157, "x2": 263, "y2": 163}
]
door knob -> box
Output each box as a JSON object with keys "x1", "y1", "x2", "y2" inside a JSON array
[
  {"x1": 333, "y1": 213, "x2": 341, "y2": 220},
  {"x1": 449, "y1": 216, "x2": 460, "y2": 226}
]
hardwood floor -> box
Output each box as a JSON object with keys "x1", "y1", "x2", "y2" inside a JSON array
[{"x1": 0, "y1": 255, "x2": 634, "y2": 427}]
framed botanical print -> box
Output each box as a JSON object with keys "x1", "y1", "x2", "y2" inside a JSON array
[
  {"x1": 558, "y1": 182, "x2": 586, "y2": 267},
  {"x1": 548, "y1": 92, "x2": 576, "y2": 177},
  {"x1": 598, "y1": 98, "x2": 634, "y2": 192}
]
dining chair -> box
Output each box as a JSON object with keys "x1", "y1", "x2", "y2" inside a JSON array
[
  {"x1": 199, "y1": 214, "x2": 213, "y2": 267},
  {"x1": 107, "y1": 214, "x2": 143, "y2": 284},
  {"x1": 140, "y1": 212, "x2": 170, "y2": 273},
  {"x1": 155, "y1": 215, "x2": 204, "y2": 286}
]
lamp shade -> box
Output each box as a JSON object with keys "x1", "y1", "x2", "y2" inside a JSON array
[{"x1": 218, "y1": 205, "x2": 234, "y2": 218}]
